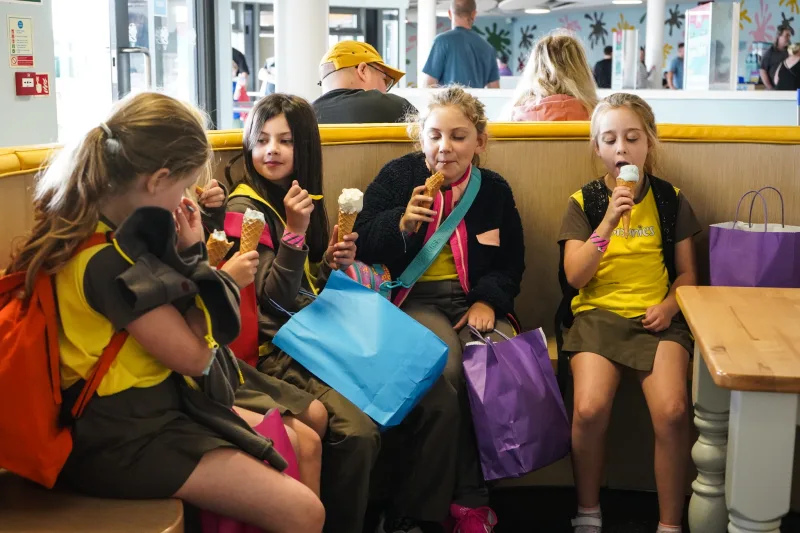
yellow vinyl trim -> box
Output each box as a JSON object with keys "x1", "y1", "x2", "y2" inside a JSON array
[{"x1": 3, "y1": 124, "x2": 800, "y2": 180}]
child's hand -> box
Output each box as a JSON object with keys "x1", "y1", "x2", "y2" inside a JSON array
[
  {"x1": 324, "y1": 224, "x2": 358, "y2": 270},
  {"x1": 220, "y1": 251, "x2": 259, "y2": 288},
  {"x1": 454, "y1": 301, "x2": 496, "y2": 333},
  {"x1": 175, "y1": 197, "x2": 204, "y2": 251},
  {"x1": 284, "y1": 180, "x2": 314, "y2": 235},
  {"x1": 198, "y1": 179, "x2": 225, "y2": 209},
  {"x1": 400, "y1": 185, "x2": 436, "y2": 234},
  {"x1": 603, "y1": 186, "x2": 634, "y2": 230},
  {"x1": 642, "y1": 303, "x2": 676, "y2": 333}
]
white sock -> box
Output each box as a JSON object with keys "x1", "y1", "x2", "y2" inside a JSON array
[
  {"x1": 657, "y1": 523, "x2": 681, "y2": 533},
  {"x1": 577, "y1": 505, "x2": 601, "y2": 517},
  {"x1": 573, "y1": 506, "x2": 602, "y2": 533}
]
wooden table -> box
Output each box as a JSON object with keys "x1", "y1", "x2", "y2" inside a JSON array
[{"x1": 677, "y1": 286, "x2": 800, "y2": 533}]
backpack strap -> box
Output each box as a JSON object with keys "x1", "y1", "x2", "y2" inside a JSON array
[{"x1": 69, "y1": 231, "x2": 129, "y2": 419}]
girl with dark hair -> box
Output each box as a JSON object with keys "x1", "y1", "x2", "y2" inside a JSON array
[{"x1": 225, "y1": 93, "x2": 462, "y2": 533}]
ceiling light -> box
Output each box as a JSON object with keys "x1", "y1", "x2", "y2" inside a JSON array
[
  {"x1": 524, "y1": 8, "x2": 551, "y2": 14},
  {"x1": 612, "y1": 0, "x2": 643, "y2": 4}
]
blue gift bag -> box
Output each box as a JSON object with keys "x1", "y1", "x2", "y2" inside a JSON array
[{"x1": 272, "y1": 270, "x2": 448, "y2": 428}]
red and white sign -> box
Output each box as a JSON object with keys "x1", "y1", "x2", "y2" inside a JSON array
[
  {"x1": 14, "y1": 71, "x2": 49, "y2": 97},
  {"x1": 34, "y1": 73, "x2": 49, "y2": 95}
]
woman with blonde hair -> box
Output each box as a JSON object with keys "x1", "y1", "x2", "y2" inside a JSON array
[{"x1": 511, "y1": 32, "x2": 598, "y2": 121}]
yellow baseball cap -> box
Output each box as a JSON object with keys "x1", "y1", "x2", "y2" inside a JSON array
[{"x1": 319, "y1": 41, "x2": 405, "y2": 84}]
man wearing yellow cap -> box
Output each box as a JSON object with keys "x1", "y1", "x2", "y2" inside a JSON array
[{"x1": 314, "y1": 41, "x2": 417, "y2": 124}]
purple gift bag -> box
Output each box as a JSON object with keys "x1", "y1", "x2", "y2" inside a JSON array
[
  {"x1": 709, "y1": 187, "x2": 800, "y2": 288},
  {"x1": 462, "y1": 326, "x2": 571, "y2": 481}
]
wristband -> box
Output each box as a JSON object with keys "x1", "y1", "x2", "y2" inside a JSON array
[
  {"x1": 590, "y1": 232, "x2": 609, "y2": 253},
  {"x1": 282, "y1": 229, "x2": 305, "y2": 248}
]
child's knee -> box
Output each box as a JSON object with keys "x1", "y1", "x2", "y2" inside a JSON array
[
  {"x1": 284, "y1": 425, "x2": 301, "y2": 457},
  {"x1": 296, "y1": 423, "x2": 323, "y2": 463},
  {"x1": 573, "y1": 395, "x2": 613, "y2": 428},
  {"x1": 652, "y1": 396, "x2": 689, "y2": 432},
  {"x1": 304, "y1": 399, "x2": 328, "y2": 438}
]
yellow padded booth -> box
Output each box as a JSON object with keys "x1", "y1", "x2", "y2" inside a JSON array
[{"x1": 1, "y1": 123, "x2": 799, "y2": 510}]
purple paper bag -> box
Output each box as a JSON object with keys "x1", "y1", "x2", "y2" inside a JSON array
[
  {"x1": 710, "y1": 188, "x2": 800, "y2": 288},
  {"x1": 463, "y1": 326, "x2": 571, "y2": 481}
]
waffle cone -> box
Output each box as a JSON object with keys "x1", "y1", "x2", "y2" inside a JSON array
[
  {"x1": 616, "y1": 178, "x2": 636, "y2": 237},
  {"x1": 414, "y1": 171, "x2": 445, "y2": 233},
  {"x1": 206, "y1": 237, "x2": 233, "y2": 267},
  {"x1": 240, "y1": 219, "x2": 266, "y2": 253},
  {"x1": 338, "y1": 210, "x2": 358, "y2": 242}
]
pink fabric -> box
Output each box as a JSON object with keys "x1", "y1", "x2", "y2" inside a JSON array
[
  {"x1": 224, "y1": 212, "x2": 274, "y2": 249},
  {"x1": 200, "y1": 409, "x2": 299, "y2": 533},
  {"x1": 393, "y1": 166, "x2": 473, "y2": 307},
  {"x1": 511, "y1": 94, "x2": 590, "y2": 122}
]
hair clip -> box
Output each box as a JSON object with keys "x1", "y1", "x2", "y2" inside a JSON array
[{"x1": 99, "y1": 122, "x2": 121, "y2": 155}]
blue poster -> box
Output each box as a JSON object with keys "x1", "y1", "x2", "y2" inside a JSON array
[{"x1": 154, "y1": 0, "x2": 167, "y2": 18}]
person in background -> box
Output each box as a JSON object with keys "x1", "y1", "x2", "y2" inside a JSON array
[
  {"x1": 637, "y1": 47, "x2": 656, "y2": 89},
  {"x1": 421, "y1": 0, "x2": 500, "y2": 88},
  {"x1": 761, "y1": 27, "x2": 793, "y2": 90},
  {"x1": 593, "y1": 46, "x2": 613, "y2": 89},
  {"x1": 511, "y1": 33, "x2": 598, "y2": 122},
  {"x1": 497, "y1": 52, "x2": 513, "y2": 76},
  {"x1": 232, "y1": 48, "x2": 250, "y2": 84},
  {"x1": 774, "y1": 43, "x2": 800, "y2": 90},
  {"x1": 313, "y1": 41, "x2": 416, "y2": 124},
  {"x1": 667, "y1": 43, "x2": 684, "y2": 90}
]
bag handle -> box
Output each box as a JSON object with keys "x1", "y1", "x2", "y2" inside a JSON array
[
  {"x1": 466, "y1": 324, "x2": 512, "y2": 344},
  {"x1": 733, "y1": 190, "x2": 768, "y2": 233},
  {"x1": 748, "y1": 186, "x2": 785, "y2": 228},
  {"x1": 381, "y1": 167, "x2": 482, "y2": 292}
]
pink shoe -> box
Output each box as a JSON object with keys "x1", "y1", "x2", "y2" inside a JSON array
[{"x1": 449, "y1": 504, "x2": 498, "y2": 533}]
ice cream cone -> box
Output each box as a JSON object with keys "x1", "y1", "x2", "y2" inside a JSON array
[
  {"x1": 616, "y1": 177, "x2": 636, "y2": 237},
  {"x1": 337, "y1": 188, "x2": 364, "y2": 243},
  {"x1": 414, "y1": 171, "x2": 445, "y2": 233},
  {"x1": 240, "y1": 208, "x2": 266, "y2": 253},
  {"x1": 338, "y1": 211, "x2": 358, "y2": 242},
  {"x1": 206, "y1": 231, "x2": 233, "y2": 267}
]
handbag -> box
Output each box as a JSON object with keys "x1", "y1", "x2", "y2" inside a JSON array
[{"x1": 463, "y1": 326, "x2": 571, "y2": 481}]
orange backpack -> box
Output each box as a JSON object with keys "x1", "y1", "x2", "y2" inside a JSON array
[{"x1": 0, "y1": 233, "x2": 128, "y2": 488}]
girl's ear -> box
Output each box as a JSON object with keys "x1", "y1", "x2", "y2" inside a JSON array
[
  {"x1": 474, "y1": 132, "x2": 489, "y2": 154},
  {"x1": 145, "y1": 168, "x2": 172, "y2": 195}
]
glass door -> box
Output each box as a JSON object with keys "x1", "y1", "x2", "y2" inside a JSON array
[{"x1": 53, "y1": 0, "x2": 199, "y2": 142}]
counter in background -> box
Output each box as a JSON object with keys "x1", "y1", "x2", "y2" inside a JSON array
[{"x1": 394, "y1": 88, "x2": 798, "y2": 126}]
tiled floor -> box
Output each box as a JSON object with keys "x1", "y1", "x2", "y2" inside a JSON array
[{"x1": 488, "y1": 487, "x2": 800, "y2": 533}]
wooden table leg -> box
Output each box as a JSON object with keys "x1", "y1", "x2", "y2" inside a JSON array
[
  {"x1": 689, "y1": 346, "x2": 731, "y2": 533},
  {"x1": 726, "y1": 391, "x2": 799, "y2": 533}
]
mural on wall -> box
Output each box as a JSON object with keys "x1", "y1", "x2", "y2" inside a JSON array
[
  {"x1": 585, "y1": 12, "x2": 610, "y2": 49},
  {"x1": 404, "y1": 0, "x2": 799, "y2": 84},
  {"x1": 517, "y1": 24, "x2": 537, "y2": 71},
  {"x1": 741, "y1": 0, "x2": 753, "y2": 29},
  {"x1": 779, "y1": 0, "x2": 799, "y2": 14},
  {"x1": 778, "y1": 12, "x2": 796, "y2": 35},
  {"x1": 474, "y1": 22, "x2": 513, "y2": 57},
  {"x1": 665, "y1": 5, "x2": 686, "y2": 37}
]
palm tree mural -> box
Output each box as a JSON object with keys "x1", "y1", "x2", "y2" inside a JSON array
[
  {"x1": 780, "y1": 0, "x2": 799, "y2": 15},
  {"x1": 740, "y1": 0, "x2": 753, "y2": 30},
  {"x1": 584, "y1": 12, "x2": 609, "y2": 50},
  {"x1": 474, "y1": 22, "x2": 512, "y2": 58},
  {"x1": 750, "y1": 0, "x2": 776, "y2": 41},
  {"x1": 517, "y1": 25, "x2": 536, "y2": 72},
  {"x1": 778, "y1": 12, "x2": 796, "y2": 36},
  {"x1": 614, "y1": 13, "x2": 635, "y2": 33},
  {"x1": 665, "y1": 5, "x2": 686, "y2": 37}
]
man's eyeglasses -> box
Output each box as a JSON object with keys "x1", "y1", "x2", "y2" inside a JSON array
[{"x1": 366, "y1": 64, "x2": 396, "y2": 91}]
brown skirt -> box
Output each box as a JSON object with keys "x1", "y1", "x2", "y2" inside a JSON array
[
  {"x1": 59, "y1": 376, "x2": 236, "y2": 499},
  {"x1": 233, "y1": 361, "x2": 315, "y2": 416},
  {"x1": 562, "y1": 308, "x2": 692, "y2": 371}
]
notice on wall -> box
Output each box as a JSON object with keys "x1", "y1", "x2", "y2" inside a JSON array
[{"x1": 8, "y1": 15, "x2": 34, "y2": 68}]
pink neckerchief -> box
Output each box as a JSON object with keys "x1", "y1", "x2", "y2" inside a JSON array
[{"x1": 393, "y1": 166, "x2": 472, "y2": 307}]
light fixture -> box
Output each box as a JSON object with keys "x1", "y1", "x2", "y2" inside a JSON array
[
  {"x1": 524, "y1": 8, "x2": 551, "y2": 14},
  {"x1": 612, "y1": 0, "x2": 643, "y2": 4}
]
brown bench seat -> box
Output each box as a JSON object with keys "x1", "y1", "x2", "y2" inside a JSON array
[{"x1": 0, "y1": 470, "x2": 183, "y2": 533}]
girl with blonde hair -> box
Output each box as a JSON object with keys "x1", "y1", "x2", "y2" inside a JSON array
[{"x1": 511, "y1": 32, "x2": 598, "y2": 121}]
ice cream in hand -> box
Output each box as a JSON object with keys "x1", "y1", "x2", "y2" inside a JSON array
[
  {"x1": 616, "y1": 165, "x2": 639, "y2": 238},
  {"x1": 240, "y1": 208, "x2": 266, "y2": 253},
  {"x1": 206, "y1": 230, "x2": 233, "y2": 267},
  {"x1": 337, "y1": 188, "x2": 363, "y2": 242},
  {"x1": 414, "y1": 171, "x2": 445, "y2": 233}
]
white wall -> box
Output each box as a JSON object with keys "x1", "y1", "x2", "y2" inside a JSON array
[{"x1": 0, "y1": 0, "x2": 57, "y2": 147}]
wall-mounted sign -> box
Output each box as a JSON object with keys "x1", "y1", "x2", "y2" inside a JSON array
[{"x1": 8, "y1": 15, "x2": 34, "y2": 68}]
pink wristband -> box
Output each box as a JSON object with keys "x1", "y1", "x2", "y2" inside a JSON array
[
  {"x1": 590, "y1": 232, "x2": 609, "y2": 253},
  {"x1": 282, "y1": 229, "x2": 305, "y2": 248}
]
